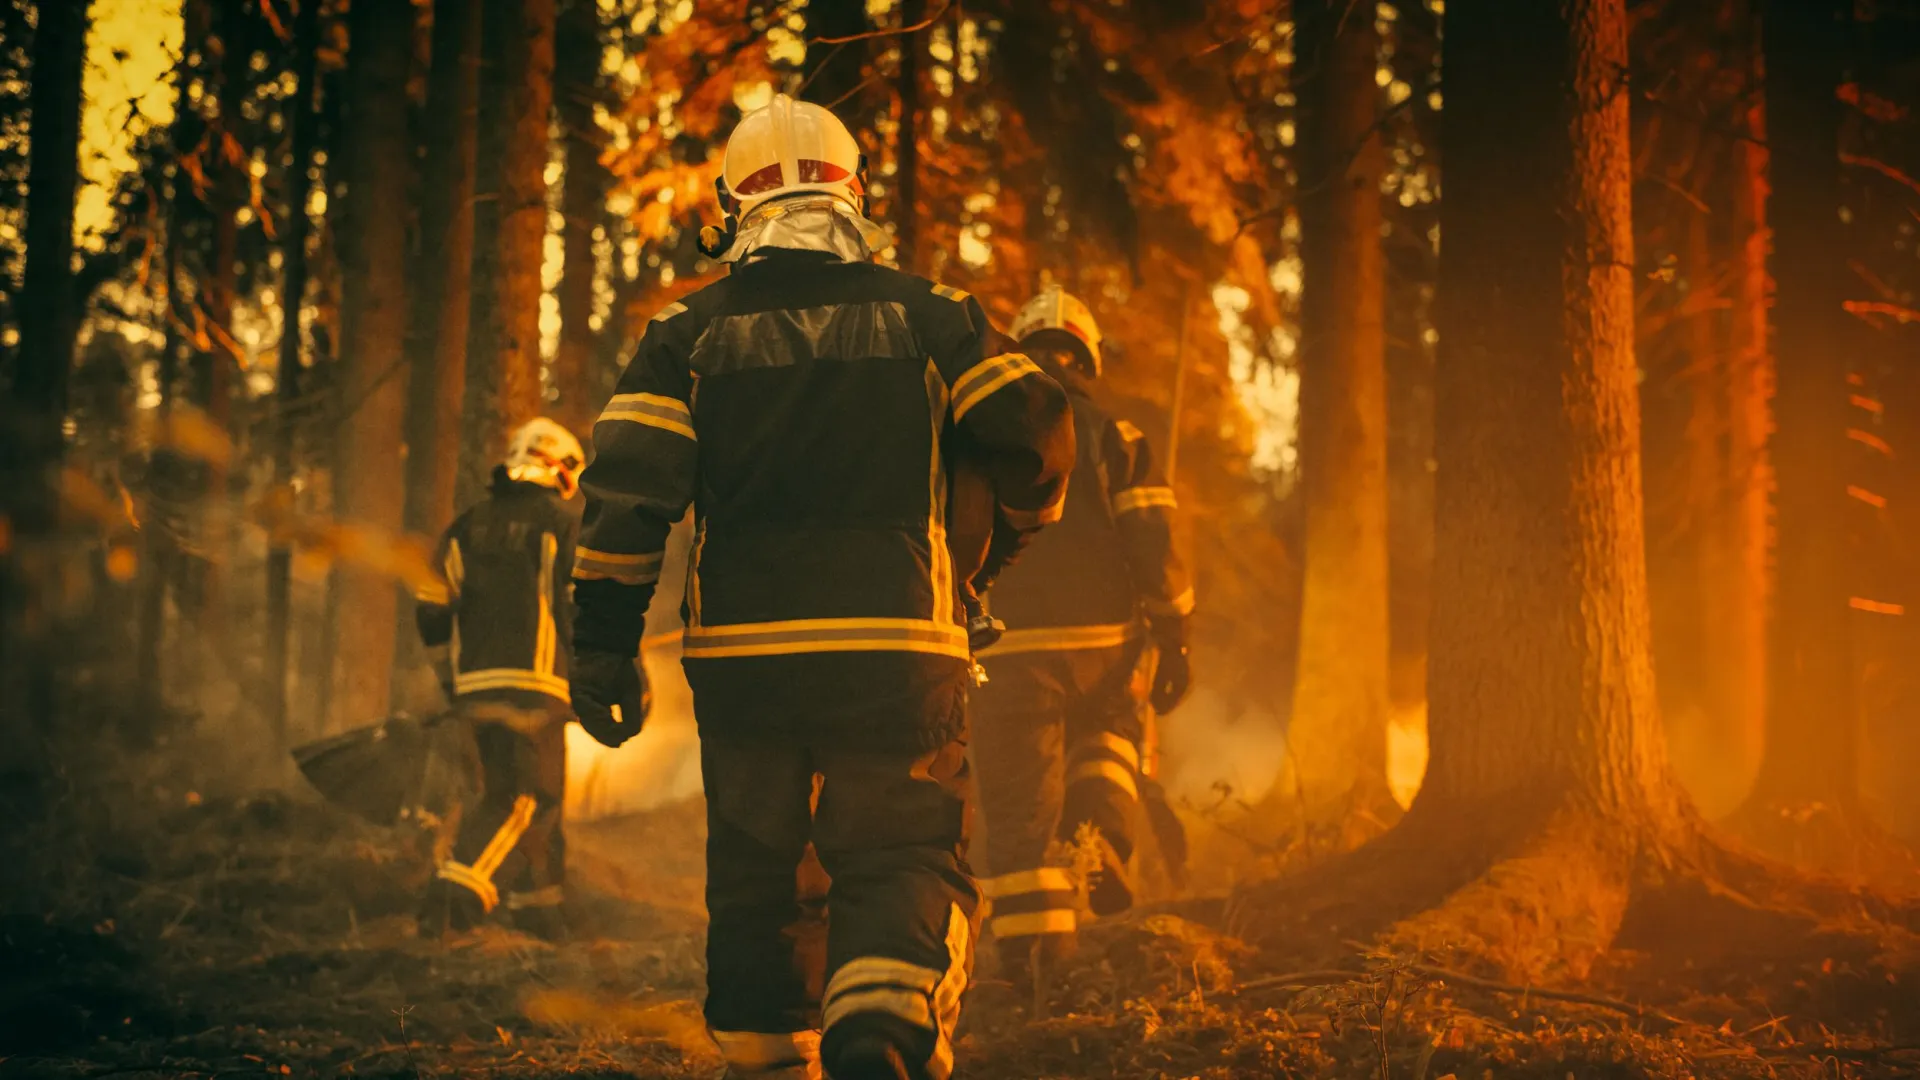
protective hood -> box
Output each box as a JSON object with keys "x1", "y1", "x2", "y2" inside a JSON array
[{"x1": 723, "y1": 195, "x2": 891, "y2": 264}]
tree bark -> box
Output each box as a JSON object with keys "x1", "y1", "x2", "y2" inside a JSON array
[
  {"x1": 1277, "y1": 0, "x2": 1392, "y2": 828},
  {"x1": 892, "y1": 0, "x2": 925, "y2": 271},
  {"x1": 802, "y1": 0, "x2": 867, "y2": 110},
  {"x1": 327, "y1": 0, "x2": 416, "y2": 732},
  {"x1": 1417, "y1": 0, "x2": 1671, "y2": 820},
  {"x1": 12, "y1": 0, "x2": 90, "y2": 524},
  {"x1": 468, "y1": 0, "x2": 554, "y2": 472},
  {"x1": 266, "y1": 0, "x2": 323, "y2": 745},
  {"x1": 1748, "y1": 0, "x2": 1855, "y2": 810},
  {"x1": 552, "y1": 0, "x2": 602, "y2": 436}
]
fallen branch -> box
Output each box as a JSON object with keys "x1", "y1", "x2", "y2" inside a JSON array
[
  {"x1": 1224, "y1": 969, "x2": 1368, "y2": 997},
  {"x1": 1406, "y1": 964, "x2": 1687, "y2": 1027}
]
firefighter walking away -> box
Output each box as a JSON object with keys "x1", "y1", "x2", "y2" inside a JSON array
[
  {"x1": 414, "y1": 419, "x2": 642, "y2": 940},
  {"x1": 971, "y1": 286, "x2": 1195, "y2": 1002},
  {"x1": 567, "y1": 95, "x2": 1074, "y2": 1079}
]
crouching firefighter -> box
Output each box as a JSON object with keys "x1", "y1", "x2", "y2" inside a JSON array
[
  {"x1": 413, "y1": 418, "x2": 638, "y2": 939},
  {"x1": 971, "y1": 286, "x2": 1195, "y2": 994},
  {"x1": 566, "y1": 95, "x2": 1074, "y2": 1080}
]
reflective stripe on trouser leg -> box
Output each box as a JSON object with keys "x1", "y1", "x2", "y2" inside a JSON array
[
  {"x1": 1065, "y1": 732, "x2": 1140, "y2": 803},
  {"x1": 436, "y1": 793, "x2": 537, "y2": 912},
  {"x1": 710, "y1": 1028, "x2": 822, "y2": 1077},
  {"x1": 980, "y1": 866, "x2": 1078, "y2": 940},
  {"x1": 822, "y1": 904, "x2": 971, "y2": 1080}
]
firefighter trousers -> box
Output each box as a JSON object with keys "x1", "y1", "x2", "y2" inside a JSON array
[
  {"x1": 701, "y1": 729, "x2": 979, "y2": 1080},
  {"x1": 433, "y1": 703, "x2": 567, "y2": 921},
  {"x1": 970, "y1": 642, "x2": 1145, "y2": 959}
]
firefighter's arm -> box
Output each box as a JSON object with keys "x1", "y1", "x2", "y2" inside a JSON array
[
  {"x1": 571, "y1": 301, "x2": 700, "y2": 659},
  {"x1": 413, "y1": 525, "x2": 461, "y2": 648},
  {"x1": 930, "y1": 287, "x2": 1076, "y2": 592},
  {"x1": 1107, "y1": 419, "x2": 1195, "y2": 711}
]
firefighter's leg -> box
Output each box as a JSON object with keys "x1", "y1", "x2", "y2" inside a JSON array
[
  {"x1": 702, "y1": 734, "x2": 823, "y2": 1078},
  {"x1": 425, "y1": 720, "x2": 540, "y2": 932},
  {"x1": 505, "y1": 716, "x2": 568, "y2": 939},
  {"x1": 813, "y1": 729, "x2": 979, "y2": 1080},
  {"x1": 966, "y1": 655, "x2": 1077, "y2": 985},
  {"x1": 1061, "y1": 647, "x2": 1146, "y2": 917}
]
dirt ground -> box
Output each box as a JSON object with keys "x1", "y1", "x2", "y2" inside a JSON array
[{"x1": 3, "y1": 748, "x2": 1918, "y2": 1080}]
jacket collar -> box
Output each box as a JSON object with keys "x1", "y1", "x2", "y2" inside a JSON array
[{"x1": 723, "y1": 195, "x2": 890, "y2": 264}]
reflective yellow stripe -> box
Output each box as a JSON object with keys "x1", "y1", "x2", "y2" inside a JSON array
[
  {"x1": 978, "y1": 623, "x2": 1139, "y2": 656},
  {"x1": 981, "y1": 867, "x2": 1075, "y2": 898},
  {"x1": 1145, "y1": 586, "x2": 1196, "y2": 618},
  {"x1": 1112, "y1": 486, "x2": 1178, "y2": 514},
  {"x1": 474, "y1": 795, "x2": 538, "y2": 879},
  {"x1": 930, "y1": 283, "x2": 971, "y2": 304},
  {"x1": 650, "y1": 300, "x2": 688, "y2": 323},
  {"x1": 822, "y1": 987, "x2": 933, "y2": 1031},
  {"x1": 826, "y1": 957, "x2": 940, "y2": 997},
  {"x1": 505, "y1": 884, "x2": 564, "y2": 910},
  {"x1": 536, "y1": 532, "x2": 557, "y2": 676},
  {"x1": 444, "y1": 538, "x2": 465, "y2": 595},
  {"x1": 413, "y1": 580, "x2": 451, "y2": 605},
  {"x1": 573, "y1": 546, "x2": 664, "y2": 585},
  {"x1": 989, "y1": 909, "x2": 1077, "y2": 939},
  {"x1": 999, "y1": 493, "x2": 1065, "y2": 530},
  {"x1": 683, "y1": 617, "x2": 970, "y2": 660},
  {"x1": 455, "y1": 667, "x2": 571, "y2": 699},
  {"x1": 951, "y1": 352, "x2": 1043, "y2": 422},
  {"x1": 927, "y1": 360, "x2": 954, "y2": 629},
  {"x1": 1067, "y1": 758, "x2": 1139, "y2": 801},
  {"x1": 599, "y1": 392, "x2": 696, "y2": 440},
  {"x1": 1077, "y1": 731, "x2": 1140, "y2": 771},
  {"x1": 710, "y1": 1029, "x2": 821, "y2": 1072},
  {"x1": 930, "y1": 904, "x2": 969, "y2": 1080},
  {"x1": 436, "y1": 860, "x2": 500, "y2": 911}
]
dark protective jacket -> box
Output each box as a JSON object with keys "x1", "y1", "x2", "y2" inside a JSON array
[
  {"x1": 570, "y1": 248, "x2": 1076, "y2": 750},
  {"x1": 416, "y1": 473, "x2": 577, "y2": 712},
  {"x1": 980, "y1": 361, "x2": 1193, "y2": 656}
]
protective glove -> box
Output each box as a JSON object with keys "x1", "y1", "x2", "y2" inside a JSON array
[
  {"x1": 1148, "y1": 617, "x2": 1191, "y2": 714},
  {"x1": 571, "y1": 649, "x2": 650, "y2": 748}
]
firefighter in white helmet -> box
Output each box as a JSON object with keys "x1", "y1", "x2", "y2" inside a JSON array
[
  {"x1": 415, "y1": 418, "x2": 645, "y2": 940},
  {"x1": 971, "y1": 285, "x2": 1195, "y2": 1001},
  {"x1": 567, "y1": 94, "x2": 1074, "y2": 1080}
]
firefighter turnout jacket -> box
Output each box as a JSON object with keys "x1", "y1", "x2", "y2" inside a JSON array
[
  {"x1": 415, "y1": 472, "x2": 577, "y2": 713},
  {"x1": 570, "y1": 248, "x2": 1077, "y2": 752}
]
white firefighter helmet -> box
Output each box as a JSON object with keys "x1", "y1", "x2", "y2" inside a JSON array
[
  {"x1": 721, "y1": 94, "x2": 868, "y2": 220},
  {"x1": 1010, "y1": 285, "x2": 1104, "y2": 377},
  {"x1": 502, "y1": 418, "x2": 586, "y2": 498}
]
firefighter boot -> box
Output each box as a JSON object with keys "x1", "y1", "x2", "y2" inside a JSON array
[
  {"x1": 821, "y1": 1014, "x2": 918, "y2": 1080},
  {"x1": 1086, "y1": 831, "x2": 1135, "y2": 918}
]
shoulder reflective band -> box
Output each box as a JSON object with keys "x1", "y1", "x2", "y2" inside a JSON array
[
  {"x1": 598, "y1": 393, "x2": 696, "y2": 441},
  {"x1": 1112, "y1": 486, "x2": 1178, "y2": 515},
  {"x1": 573, "y1": 546, "x2": 665, "y2": 586},
  {"x1": 951, "y1": 352, "x2": 1043, "y2": 422},
  {"x1": 650, "y1": 300, "x2": 688, "y2": 323},
  {"x1": 931, "y1": 283, "x2": 971, "y2": 303}
]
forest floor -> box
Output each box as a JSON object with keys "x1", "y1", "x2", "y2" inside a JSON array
[{"x1": 3, "y1": 750, "x2": 1918, "y2": 1079}]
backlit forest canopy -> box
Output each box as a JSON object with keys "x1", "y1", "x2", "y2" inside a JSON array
[{"x1": 5, "y1": 0, "x2": 1920, "y2": 1076}]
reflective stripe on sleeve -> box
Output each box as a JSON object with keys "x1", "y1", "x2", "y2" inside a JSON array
[
  {"x1": 999, "y1": 491, "x2": 1066, "y2": 531},
  {"x1": 413, "y1": 579, "x2": 451, "y2": 605},
  {"x1": 572, "y1": 546, "x2": 665, "y2": 585},
  {"x1": 951, "y1": 352, "x2": 1044, "y2": 422},
  {"x1": 454, "y1": 667, "x2": 571, "y2": 700},
  {"x1": 977, "y1": 622, "x2": 1139, "y2": 657},
  {"x1": 598, "y1": 393, "x2": 696, "y2": 440},
  {"x1": 1144, "y1": 586, "x2": 1196, "y2": 618},
  {"x1": 444, "y1": 538, "x2": 466, "y2": 595},
  {"x1": 1112, "y1": 486, "x2": 1178, "y2": 515}
]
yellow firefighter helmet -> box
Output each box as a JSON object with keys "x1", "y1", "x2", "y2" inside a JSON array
[
  {"x1": 503, "y1": 418, "x2": 586, "y2": 498},
  {"x1": 1010, "y1": 285, "x2": 1104, "y2": 377}
]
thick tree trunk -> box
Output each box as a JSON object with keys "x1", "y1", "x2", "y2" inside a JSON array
[
  {"x1": 892, "y1": 0, "x2": 925, "y2": 271},
  {"x1": 327, "y1": 0, "x2": 416, "y2": 732},
  {"x1": 266, "y1": 0, "x2": 323, "y2": 744},
  {"x1": 552, "y1": 0, "x2": 603, "y2": 436},
  {"x1": 802, "y1": 0, "x2": 867, "y2": 109},
  {"x1": 1278, "y1": 0, "x2": 1392, "y2": 829},
  {"x1": 1417, "y1": 0, "x2": 1669, "y2": 822},
  {"x1": 12, "y1": 0, "x2": 90, "y2": 520},
  {"x1": 1748, "y1": 0, "x2": 1855, "y2": 810},
  {"x1": 469, "y1": 0, "x2": 554, "y2": 467}
]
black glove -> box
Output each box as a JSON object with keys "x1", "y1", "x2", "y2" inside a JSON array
[
  {"x1": 1148, "y1": 617, "x2": 1191, "y2": 714},
  {"x1": 571, "y1": 649, "x2": 650, "y2": 748}
]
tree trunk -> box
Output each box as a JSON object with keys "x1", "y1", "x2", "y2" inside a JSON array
[
  {"x1": 1276, "y1": 0, "x2": 1392, "y2": 831},
  {"x1": 468, "y1": 0, "x2": 554, "y2": 473},
  {"x1": 327, "y1": 0, "x2": 416, "y2": 732},
  {"x1": 12, "y1": 0, "x2": 90, "y2": 524},
  {"x1": 552, "y1": 0, "x2": 603, "y2": 436},
  {"x1": 266, "y1": 0, "x2": 323, "y2": 745},
  {"x1": 802, "y1": 0, "x2": 867, "y2": 109},
  {"x1": 892, "y1": 0, "x2": 925, "y2": 271},
  {"x1": 1747, "y1": 0, "x2": 1855, "y2": 811}
]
